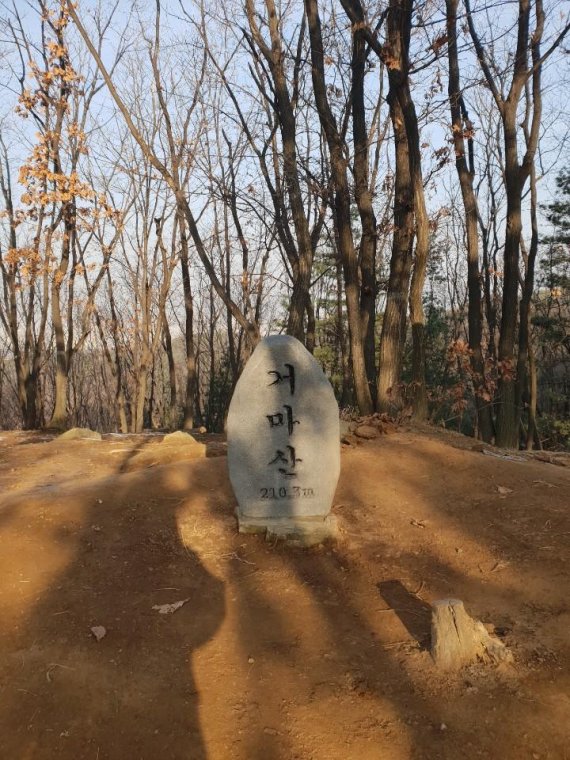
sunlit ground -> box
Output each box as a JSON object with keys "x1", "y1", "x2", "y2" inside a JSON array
[{"x1": 0, "y1": 429, "x2": 569, "y2": 759}]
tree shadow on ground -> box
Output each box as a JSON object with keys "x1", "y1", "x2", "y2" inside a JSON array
[
  {"x1": 378, "y1": 579, "x2": 432, "y2": 649},
  {"x1": 211, "y1": 436, "x2": 570, "y2": 759},
  {"x1": 0, "y1": 461, "x2": 226, "y2": 760},
  {"x1": 1, "y1": 433, "x2": 569, "y2": 760}
]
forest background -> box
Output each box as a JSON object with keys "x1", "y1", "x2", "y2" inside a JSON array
[{"x1": 0, "y1": 0, "x2": 569, "y2": 449}]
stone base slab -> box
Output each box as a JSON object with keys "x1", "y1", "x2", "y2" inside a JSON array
[{"x1": 237, "y1": 513, "x2": 338, "y2": 547}]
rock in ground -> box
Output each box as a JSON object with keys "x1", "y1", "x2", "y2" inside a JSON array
[
  {"x1": 124, "y1": 435, "x2": 206, "y2": 471},
  {"x1": 162, "y1": 431, "x2": 200, "y2": 445},
  {"x1": 59, "y1": 427, "x2": 102, "y2": 441},
  {"x1": 354, "y1": 425, "x2": 379, "y2": 440}
]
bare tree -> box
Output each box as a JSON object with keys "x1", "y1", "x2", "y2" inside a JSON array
[
  {"x1": 0, "y1": 131, "x2": 49, "y2": 428},
  {"x1": 446, "y1": 0, "x2": 494, "y2": 441},
  {"x1": 304, "y1": 0, "x2": 374, "y2": 414},
  {"x1": 67, "y1": 0, "x2": 262, "y2": 357},
  {"x1": 466, "y1": 0, "x2": 570, "y2": 446}
]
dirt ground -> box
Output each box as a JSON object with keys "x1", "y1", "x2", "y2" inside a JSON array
[{"x1": 0, "y1": 425, "x2": 569, "y2": 760}]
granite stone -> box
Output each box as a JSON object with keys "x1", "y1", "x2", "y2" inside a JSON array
[
  {"x1": 59, "y1": 427, "x2": 102, "y2": 441},
  {"x1": 227, "y1": 335, "x2": 340, "y2": 542}
]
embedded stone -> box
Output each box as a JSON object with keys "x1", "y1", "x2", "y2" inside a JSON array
[
  {"x1": 162, "y1": 431, "x2": 199, "y2": 445},
  {"x1": 124, "y1": 436, "x2": 206, "y2": 471},
  {"x1": 227, "y1": 335, "x2": 340, "y2": 542},
  {"x1": 59, "y1": 427, "x2": 102, "y2": 441},
  {"x1": 354, "y1": 425, "x2": 378, "y2": 440}
]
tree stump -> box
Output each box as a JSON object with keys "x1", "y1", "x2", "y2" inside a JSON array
[{"x1": 431, "y1": 598, "x2": 513, "y2": 670}]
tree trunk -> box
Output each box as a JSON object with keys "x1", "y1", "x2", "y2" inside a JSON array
[
  {"x1": 117, "y1": 386, "x2": 128, "y2": 434},
  {"x1": 517, "y1": 46, "x2": 543, "y2": 445},
  {"x1": 148, "y1": 357, "x2": 157, "y2": 429},
  {"x1": 465, "y1": 0, "x2": 550, "y2": 448},
  {"x1": 134, "y1": 361, "x2": 148, "y2": 434},
  {"x1": 47, "y1": 194, "x2": 76, "y2": 431},
  {"x1": 350, "y1": 13, "x2": 378, "y2": 393},
  {"x1": 246, "y1": 0, "x2": 314, "y2": 346},
  {"x1": 495, "y1": 111, "x2": 522, "y2": 447},
  {"x1": 377, "y1": 97, "x2": 414, "y2": 412},
  {"x1": 179, "y1": 210, "x2": 196, "y2": 431},
  {"x1": 304, "y1": 0, "x2": 373, "y2": 415},
  {"x1": 336, "y1": 250, "x2": 352, "y2": 407},
  {"x1": 306, "y1": 296, "x2": 316, "y2": 355},
  {"x1": 163, "y1": 319, "x2": 177, "y2": 430},
  {"x1": 23, "y1": 371, "x2": 39, "y2": 430},
  {"x1": 287, "y1": 262, "x2": 311, "y2": 344},
  {"x1": 403, "y1": 158, "x2": 427, "y2": 421},
  {"x1": 49, "y1": 284, "x2": 69, "y2": 430},
  {"x1": 516, "y1": 191, "x2": 538, "y2": 443},
  {"x1": 446, "y1": 0, "x2": 494, "y2": 442},
  {"x1": 526, "y1": 342, "x2": 539, "y2": 449},
  {"x1": 391, "y1": 0, "x2": 429, "y2": 420}
]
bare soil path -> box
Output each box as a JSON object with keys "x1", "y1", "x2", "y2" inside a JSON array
[{"x1": 0, "y1": 427, "x2": 568, "y2": 759}]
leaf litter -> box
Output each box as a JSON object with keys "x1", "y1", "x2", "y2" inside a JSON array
[{"x1": 152, "y1": 598, "x2": 190, "y2": 615}]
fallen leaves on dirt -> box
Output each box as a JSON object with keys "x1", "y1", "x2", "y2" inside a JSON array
[
  {"x1": 152, "y1": 598, "x2": 190, "y2": 615},
  {"x1": 483, "y1": 449, "x2": 525, "y2": 462},
  {"x1": 46, "y1": 663, "x2": 75, "y2": 683},
  {"x1": 490, "y1": 560, "x2": 510, "y2": 573},
  {"x1": 532, "y1": 479, "x2": 557, "y2": 488},
  {"x1": 345, "y1": 412, "x2": 398, "y2": 435}
]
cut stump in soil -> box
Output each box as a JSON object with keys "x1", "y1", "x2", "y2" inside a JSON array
[{"x1": 431, "y1": 598, "x2": 513, "y2": 669}]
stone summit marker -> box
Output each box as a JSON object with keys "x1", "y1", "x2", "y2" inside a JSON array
[{"x1": 227, "y1": 335, "x2": 340, "y2": 545}]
